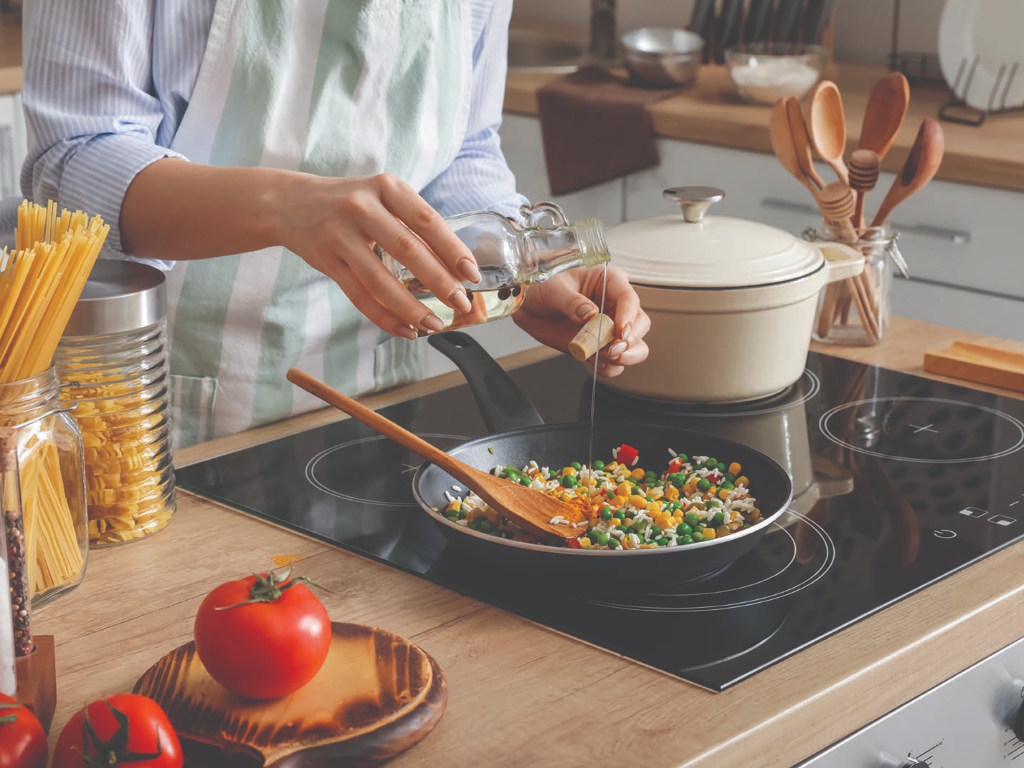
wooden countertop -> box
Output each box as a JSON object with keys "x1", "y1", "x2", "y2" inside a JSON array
[
  {"x1": 33, "y1": 317, "x2": 1024, "y2": 767},
  {"x1": 506, "y1": 61, "x2": 1024, "y2": 195}
]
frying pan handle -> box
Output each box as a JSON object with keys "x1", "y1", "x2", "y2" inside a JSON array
[{"x1": 427, "y1": 332, "x2": 546, "y2": 433}]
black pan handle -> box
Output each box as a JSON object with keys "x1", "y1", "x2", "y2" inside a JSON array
[{"x1": 427, "y1": 332, "x2": 546, "y2": 433}]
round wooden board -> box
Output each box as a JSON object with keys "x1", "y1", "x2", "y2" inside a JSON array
[{"x1": 133, "y1": 622, "x2": 447, "y2": 767}]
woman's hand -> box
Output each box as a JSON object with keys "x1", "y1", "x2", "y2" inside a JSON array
[
  {"x1": 278, "y1": 173, "x2": 480, "y2": 339},
  {"x1": 513, "y1": 266, "x2": 650, "y2": 377}
]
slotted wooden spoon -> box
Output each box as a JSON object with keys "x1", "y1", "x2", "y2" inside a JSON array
[{"x1": 286, "y1": 368, "x2": 590, "y2": 541}]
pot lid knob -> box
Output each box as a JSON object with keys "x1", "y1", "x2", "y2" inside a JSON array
[{"x1": 662, "y1": 186, "x2": 725, "y2": 223}]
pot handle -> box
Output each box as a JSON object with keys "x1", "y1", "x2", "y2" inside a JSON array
[
  {"x1": 817, "y1": 242, "x2": 865, "y2": 284},
  {"x1": 427, "y1": 333, "x2": 546, "y2": 433}
]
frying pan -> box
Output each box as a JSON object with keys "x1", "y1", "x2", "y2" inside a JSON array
[{"x1": 413, "y1": 333, "x2": 794, "y2": 585}]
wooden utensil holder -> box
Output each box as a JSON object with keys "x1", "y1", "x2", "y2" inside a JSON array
[{"x1": 15, "y1": 635, "x2": 56, "y2": 733}]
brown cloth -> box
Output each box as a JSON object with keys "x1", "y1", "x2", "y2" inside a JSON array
[{"x1": 535, "y1": 65, "x2": 685, "y2": 196}]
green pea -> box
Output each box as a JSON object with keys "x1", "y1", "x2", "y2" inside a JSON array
[
  {"x1": 724, "y1": 472, "x2": 736, "y2": 483},
  {"x1": 617, "y1": 524, "x2": 630, "y2": 534},
  {"x1": 595, "y1": 532, "x2": 610, "y2": 546},
  {"x1": 613, "y1": 509, "x2": 625, "y2": 520},
  {"x1": 600, "y1": 506, "x2": 613, "y2": 521},
  {"x1": 676, "y1": 522, "x2": 692, "y2": 536},
  {"x1": 676, "y1": 454, "x2": 688, "y2": 463},
  {"x1": 477, "y1": 519, "x2": 494, "y2": 534},
  {"x1": 684, "y1": 511, "x2": 701, "y2": 526},
  {"x1": 680, "y1": 534, "x2": 694, "y2": 545},
  {"x1": 607, "y1": 537, "x2": 620, "y2": 549},
  {"x1": 649, "y1": 525, "x2": 662, "y2": 537},
  {"x1": 548, "y1": 470, "x2": 558, "y2": 480},
  {"x1": 712, "y1": 511, "x2": 725, "y2": 526},
  {"x1": 706, "y1": 458, "x2": 718, "y2": 469},
  {"x1": 520, "y1": 476, "x2": 532, "y2": 487},
  {"x1": 656, "y1": 537, "x2": 669, "y2": 547},
  {"x1": 706, "y1": 498, "x2": 720, "y2": 507},
  {"x1": 447, "y1": 514, "x2": 459, "y2": 522},
  {"x1": 716, "y1": 462, "x2": 727, "y2": 472},
  {"x1": 696, "y1": 478, "x2": 711, "y2": 492},
  {"x1": 593, "y1": 460, "x2": 605, "y2": 471},
  {"x1": 721, "y1": 481, "x2": 735, "y2": 491},
  {"x1": 561, "y1": 475, "x2": 577, "y2": 488},
  {"x1": 645, "y1": 496, "x2": 655, "y2": 504},
  {"x1": 457, "y1": 508, "x2": 468, "y2": 520},
  {"x1": 571, "y1": 461, "x2": 582, "y2": 471}
]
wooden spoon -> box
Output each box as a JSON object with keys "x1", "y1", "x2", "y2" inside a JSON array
[
  {"x1": 785, "y1": 96, "x2": 826, "y2": 193},
  {"x1": 286, "y1": 368, "x2": 590, "y2": 541},
  {"x1": 871, "y1": 117, "x2": 945, "y2": 228},
  {"x1": 769, "y1": 98, "x2": 821, "y2": 199},
  {"x1": 848, "y1": 148, "x2": 880, "y2": 228},
  {"x1": 803, "y1": 81, "x2": 849, "y2": 185},
  {"x1": 859, "y1": 71, "x2": 910, "y2": 161}
]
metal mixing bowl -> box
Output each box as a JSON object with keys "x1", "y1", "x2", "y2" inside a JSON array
[{"x1": 620, "y1": 27, "x2": 704, "y2": 88}]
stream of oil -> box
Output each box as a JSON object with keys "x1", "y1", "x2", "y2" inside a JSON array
[{"x1": 587, "y1": 263, "x2": 609, "y2": 469}]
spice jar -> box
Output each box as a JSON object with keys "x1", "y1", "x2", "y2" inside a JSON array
[
  {"x1": 807, "y1": 223, "x2": 905, "y2": 346},
  {"x1": 0, "y1": 369, "x2": 88, "y2": 609},
  {"x1": 55, "y1": 261, "x2": 175, "y2": 546}
]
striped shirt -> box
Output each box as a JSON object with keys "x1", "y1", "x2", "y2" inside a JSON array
[{"x1": 18, "y1": 0, "x2": 525, "y2": 267}]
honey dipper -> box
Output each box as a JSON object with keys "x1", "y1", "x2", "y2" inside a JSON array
[{"x1": 848, "y1": 149, "x2": 880, "y2": 229}]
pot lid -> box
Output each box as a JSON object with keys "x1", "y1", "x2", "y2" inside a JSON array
[{"x1": 607, "y1": 186, "x2": 823, "y2": 288}]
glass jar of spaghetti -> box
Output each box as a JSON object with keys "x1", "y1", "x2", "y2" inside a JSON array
[
  {"x1": 55, "y1": 261, "x2": 176, "y2": 546},
  {"x1": 0, "y1": 368, "x2": 89, "y2": 610}
]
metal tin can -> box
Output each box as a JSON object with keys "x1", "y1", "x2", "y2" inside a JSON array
[{"x1": 55, "y1": 261, "x2": 175, "y2": 545}]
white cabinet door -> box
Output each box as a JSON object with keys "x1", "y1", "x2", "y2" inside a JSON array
[
  {"x1": 499, "y1": 113, "x2": 625, "y2": 226},
  {"x1": 0, "y1": 92, "x2": 26, "y2": 200}
]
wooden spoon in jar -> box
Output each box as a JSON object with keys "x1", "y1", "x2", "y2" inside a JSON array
[
  {"x1": 803, "y1": 81, "x2": 850, "y2": 185},
  {"x1": 871, "y1": 118, "x2": 945, "y2": 228},
  {"x1": 770, "y1": 97, "x2": 822, "y2": 199},
  {"x1": 859, "y1": 71, "x2": 911, "y2": 161},
  {"x1": 286, "y1": 368, "x2": 590, "y2": 541},
  {"x1": 785, "y1": 96, "x2": 826, "y2": 193}
]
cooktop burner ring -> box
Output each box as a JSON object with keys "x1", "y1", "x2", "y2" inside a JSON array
[
  {"x1": 564, "y1": 508, "x2": 835, "y2": 613},
  {"x1": 819, "y1": 397, "x2": 1024, "y2": 464},
  {"x1": 306, "y1": 433, "x2": 470, "y2": 507}
]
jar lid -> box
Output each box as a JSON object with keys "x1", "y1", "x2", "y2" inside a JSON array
[
  {"x1": 63, "y1": 260, "x2": 167, "y2": 337},
  {"x1": 606, "y1": 186, "x2": 823, "y2": 288}
]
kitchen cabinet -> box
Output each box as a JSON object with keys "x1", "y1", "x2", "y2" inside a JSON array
[
  {"x1": 0, "y1": 91, "x2": 24, "y2": 200},
  {"x1": 499, "y1": 116, "x2": 1024, "y2": 343}
]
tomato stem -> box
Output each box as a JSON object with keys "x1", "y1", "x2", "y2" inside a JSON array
[
  {"x1": 79, "y1": 701, "x2": 164, "y2": 766},
  {"x1": 214, "y1": 566, "x2": 322, "y2": 611}
]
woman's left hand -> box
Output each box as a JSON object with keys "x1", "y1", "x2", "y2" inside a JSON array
[{"x1": 513, "y1": 266, "x2": 650, "y2": 377}]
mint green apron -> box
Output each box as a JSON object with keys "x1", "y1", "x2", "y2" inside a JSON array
[{"x1": 165, "y1": 0, "x2": 472, "y2": 448}]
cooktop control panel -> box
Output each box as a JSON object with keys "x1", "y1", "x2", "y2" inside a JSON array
[{"x1": 798, "y1": 636, "x2": 1024, "y2": 766}]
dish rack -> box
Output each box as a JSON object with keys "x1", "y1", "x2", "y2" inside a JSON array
[{"x1": 887, "y1": 0, "x2": 1024, "y2": 127}]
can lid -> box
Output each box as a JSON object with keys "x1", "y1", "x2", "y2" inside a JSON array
[{"x1": 63, "y1": 260, "x2": 167, "y2": 337}]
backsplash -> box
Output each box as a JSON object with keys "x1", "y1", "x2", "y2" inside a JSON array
[{"x1": 510, "y1": 0, "x2": 942, "y2": 65}]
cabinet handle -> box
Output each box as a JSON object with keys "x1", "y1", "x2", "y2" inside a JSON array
[{"x1": 758, "y1": 197, "x2": 971, "y2": 245}]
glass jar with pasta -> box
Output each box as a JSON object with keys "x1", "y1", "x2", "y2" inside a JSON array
[
  {"x1": 55, "y1": 261, "x2": 175, "y2": 546},
  {"x1": 0, "y1": 367, "x2": 89, "y2": 607}
]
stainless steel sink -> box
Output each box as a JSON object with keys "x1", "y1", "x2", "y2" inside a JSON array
[{"x1": 507, "y1": 28, "x2": 592, "y2": 74}]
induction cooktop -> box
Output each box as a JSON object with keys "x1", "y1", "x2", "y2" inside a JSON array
[{"x1": 175, "y1": 350, "x2": 1024, "y2": 690}]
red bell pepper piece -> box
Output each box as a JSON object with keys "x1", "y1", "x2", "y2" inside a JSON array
[{"x1": 616, "y1": 443, "x2": 639, "y2": 467}]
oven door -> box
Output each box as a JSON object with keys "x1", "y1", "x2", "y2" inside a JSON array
[{"x1": 799, "y1": 635, "x2": 1024, "y2": 766}]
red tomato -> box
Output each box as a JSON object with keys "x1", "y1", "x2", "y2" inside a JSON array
[
  {"x1": 194, "y1": 567, "x2": 331, "y2": 699},
  {"x1": 0, "y1": 693, "x2": 46, "y2": 768},
  {"x1": 52, "y1": 693, "x2": 181, "y2": 768}
]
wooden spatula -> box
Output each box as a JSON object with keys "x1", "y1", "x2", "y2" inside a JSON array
[{"x1": 287, "y1": 368, "x2": 590, "y2": 541}]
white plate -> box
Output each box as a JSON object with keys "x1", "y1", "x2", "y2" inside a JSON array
[{"x1": 938, "y1": 0, "x2": 1024, "y2": 111}]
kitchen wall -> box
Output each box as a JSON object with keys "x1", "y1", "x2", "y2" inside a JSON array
[{"x1": 510, "y1": 0, "x2": 943, "y2": 65}]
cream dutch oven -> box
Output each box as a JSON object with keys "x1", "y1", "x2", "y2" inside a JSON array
[{"x1": 604, "y1": 186, "x2": 864, "y2": 403}]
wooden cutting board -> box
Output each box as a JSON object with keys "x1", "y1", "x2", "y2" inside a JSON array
[{"x1": 133, "y1": 622, "x2": 447, "y2": 767}]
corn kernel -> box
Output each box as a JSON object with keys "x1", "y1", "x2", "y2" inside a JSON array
[
  {"x1": 664, "y1": 486, "x2": 680, "y2": 501},
  {"x1": 629, "y1": 494, "x2": 648, "y2": 508},
  {"x1": 728, "y1": 462, "x2": 742, "y2": 476},
  {"x1": 631, "y1": 468, "x2": 645, "y2": 480},
  {"x1": 616, "y1": 482, "x2": 632, "y2": 497},
  {"x1": 701, "y1": 528, "x2": 717, "y2": 540},
  {"x1": 579, "y1": 537, "x2": 592, "y2": 549},
  {"x1": 562, "y1": 466, "x2": 577, "y2": 477},
  {"x1": 736, "y1": 475, "x2": 749, "y2": 487},
  {"x1": 716, "y1": 525, "x2": 731, "y2": 538},
  {"x1": 719, "y1": 488, "x2": 731, "y2": 500}
]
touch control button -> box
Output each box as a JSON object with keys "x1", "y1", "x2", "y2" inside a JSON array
[{"x1": 933, "y1": 529, "x2": 957, "y2": 539}]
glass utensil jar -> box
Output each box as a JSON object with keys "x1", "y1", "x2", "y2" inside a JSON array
[
  {"x1": 0, "y1": 368, "x2": 88, "y2": 608},
  {"x1": 807, "y1": 223, "x2": 904, "y2": 346},
  {"x1": 55, "y1": 261, "x2": 175, "y2": 546},
  {"x1": 377, "y1": 202, "x2": 611, "y2": 334}
]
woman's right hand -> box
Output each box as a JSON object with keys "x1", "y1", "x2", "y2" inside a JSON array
[{"x1": 277, "y1": 172, "x2": 480, "y2": 339}]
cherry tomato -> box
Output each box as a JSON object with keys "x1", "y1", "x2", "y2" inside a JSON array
[
  {"x1": 53, "y1": 693, "x2": 181, "y2": 768},
  {"x1": 194, "y1": 567, "x2": 331, "y2": 699},
  {"x1": 0, "y1": 693, "x2": 46, "y2": 768}
]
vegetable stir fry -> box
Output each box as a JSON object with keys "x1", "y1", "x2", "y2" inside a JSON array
[{"x1": 441, "y1": 444, "x2": 762, "y2": 549}]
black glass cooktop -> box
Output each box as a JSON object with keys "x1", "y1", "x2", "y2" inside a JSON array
[{"x1": 176, "y1": 351, "x2": 1024, "y2": 690}]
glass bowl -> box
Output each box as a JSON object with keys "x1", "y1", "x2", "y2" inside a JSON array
[{"x1": 724, "y1": 43, "x2": 828, "y2": 105}]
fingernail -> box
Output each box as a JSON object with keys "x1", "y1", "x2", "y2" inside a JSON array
[
  {"x1": 607, "y1": 341, "x2": 627, "y2": 358},
  {"x1": 621, "y1": 323, "x2": 633, "y2": 342},
  {"x1": 458, "y1": 258, "x2": 481, "y2": 283},
  {"x1": 450, "y1": 290, "x2": 473, "y2": 314},
  {"x1": 576, "y1": 304, "x2": 597, "y2": 321},
  {"x1": 393, "y1": 323, "x2": 418, "y2": 340},
  {"x1": 421, "y1": 313, "x2": 446, "y2": 333}
]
